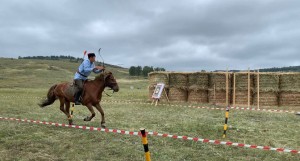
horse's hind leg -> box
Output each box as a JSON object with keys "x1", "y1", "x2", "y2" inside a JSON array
[
  {"x1": 65, "y1": 101, "x2": 73, "y2": 125},
  {"x1": 94, "y1": 103, "x2": 106, "y2": 128},
  {"x1": 59, "y1": 98, "x2": 72, "y2": 123},
  {"x1": 83, "y1": 104, "x2": 95, "y2": 122}
]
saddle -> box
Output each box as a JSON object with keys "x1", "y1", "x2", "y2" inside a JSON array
[{"x1": 64, "y1": 80, "x2": 89, "y2": 98}]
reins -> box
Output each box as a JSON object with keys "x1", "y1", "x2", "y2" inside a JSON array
[{"x1": 103, "y1": 89, "x2": 114, "y2": 97}]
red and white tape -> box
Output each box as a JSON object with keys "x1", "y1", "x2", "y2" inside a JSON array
[
  {"x1": 103, "y1": 100, "x2": 296, "y2": 114},
  {"x1": 1, "y1": 95, "x2": 44, "y2": 99},
  {"x1": 0, "y1": 116, "x2": 299, "y2": 154},
  {"x1": 0, "y1": 95, "x2": 297, "y2": 114}
]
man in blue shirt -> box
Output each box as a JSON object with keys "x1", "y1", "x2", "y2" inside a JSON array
[{"x1": 74, "y1": 53, "x2": 104, "y2": 105}]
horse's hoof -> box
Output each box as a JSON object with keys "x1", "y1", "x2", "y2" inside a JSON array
[
  {"x1": 68, "y1": 120, "x2": 73, "y2": 125},
  {"x1": 84, "y1": 116, "x2": 89, "y2": 121},
  {"x1": 101, "y1": 123, "x2": 106, "y2": 128}
]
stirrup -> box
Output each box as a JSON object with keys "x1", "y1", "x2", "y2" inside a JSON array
[{"x1": 74, "y1": 101, "x2": 81, "y2": 105}]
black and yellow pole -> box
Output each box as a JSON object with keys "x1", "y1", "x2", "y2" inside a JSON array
[
  {"x1": 140, "y1": 128, "x2": 151, "y2": 161},
  {"x1": 223, "y1": 107, "x2": 230, "y2": 138}
]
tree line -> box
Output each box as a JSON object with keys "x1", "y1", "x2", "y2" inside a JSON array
[
  {"x1": 129, "y1": 66, "x2": 166, "y2": 77},
  {"x1": 18, "y1": 55, "x2": 83, "y2": 63},
  {"x1": 259, "y1": 66, "x2": 300, "y2": 72}
]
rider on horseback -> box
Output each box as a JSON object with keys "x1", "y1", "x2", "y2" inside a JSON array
[{"x1": 74, "y1": 53, "x2": 105, "y2": 105}]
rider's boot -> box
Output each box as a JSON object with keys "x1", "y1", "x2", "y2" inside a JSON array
[{"x1": 74, "y1": 91, "x2": 82, "y2": 105}]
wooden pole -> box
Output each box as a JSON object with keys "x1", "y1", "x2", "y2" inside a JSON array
[
  {"x1": 164, "y1": 88, "x2": 170, "y2": 105},
  {"x1": 226, "y1": 68, "x2": 229, "y2": 106},
  {"x1": 257, "y1": 69, "x2": 260, "y2": 109},
  {"x1": 233, "y1": 73, "x2": 236, "y2": 107},
  {"x1": 248, "y1": 68, "x2": 250, "y2": 108},
  {"x1": 214, "y1": 84, "x2": 216, "y2": 105}
]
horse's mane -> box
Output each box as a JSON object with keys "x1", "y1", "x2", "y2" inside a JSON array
[
  {"x1": 94, "y1": 72, "x2": 105, "y2": 80},
  {"x1": 94, "y1": 71, "x2": 112, "y2": 80}
]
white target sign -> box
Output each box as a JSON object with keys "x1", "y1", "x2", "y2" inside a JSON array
[{"x1": 151, "y1": 83, "x2": 165, "y2": 99}]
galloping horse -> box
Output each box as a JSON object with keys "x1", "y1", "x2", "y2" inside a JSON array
[{"x1": 39, "y1": 71, "x2": 119, "y2": 127}]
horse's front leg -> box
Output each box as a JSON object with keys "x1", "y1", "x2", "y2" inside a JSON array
[
  {"x1": 95, "y1": 103, "x2": 105, "y2": 128},
  {"x1": 59, "y1": 98, "x2": 72, "y2": 124},
  {"x1": 84, "y1": 104, "x2": 95, "y2": 121}
]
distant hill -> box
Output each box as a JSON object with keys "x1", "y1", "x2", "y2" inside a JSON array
[
  {"x1": 0, "y1": 58, "x2": 129, "y2": 88},
  {"x1": 18, "y1": 55, "x2": 126, "y2": 69}
]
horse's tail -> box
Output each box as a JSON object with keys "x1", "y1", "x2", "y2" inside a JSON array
[{"x1": 39, "y1": 84, "x2": 57, "y2": 108}]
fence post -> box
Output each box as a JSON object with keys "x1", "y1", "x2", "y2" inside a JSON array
[
  {"x1": 140, "y1": 128, "x2": 151, "y2": 161},
  {"x1": 226, "y1": 68, "x2": 229, "y2": 106},
  {"x1": 257, "y1": 70, "x2": 260, "y2": 109},
  {"x1": 248, "y1": 68, "x2": 250, "y2": 108}
]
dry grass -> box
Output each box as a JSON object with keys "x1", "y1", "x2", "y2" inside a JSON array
[
  {"x1": 209, "y1": 73, "x2": 231, "y2": 90},
  {"x1": 188, "y1": 72, "x2": 209, "y2": 90},
  {"x1": 0, "y1": 59, "x2": 300, "y2": 160},
  {"x1": 187, "y1": 89, "x2": 208, "y2": 103},
  {"x1": 168, "y1": 87, "x2": 188, "y2": 102},
  {"x1": 148, "y1": 72, "x2": 169, "y2": 86},
  {"x1": 169, "y1": 73, "x2": 188, "y2": 88},
  {"x1": 280, "y1": 73, "x2": 300, "y2": 92},
  {"x1": 254, "y1": 73, "x2": 280, "y2": 92},
  {"x1": 1, "y1": 89, "x2": 300, "y2": 160}
]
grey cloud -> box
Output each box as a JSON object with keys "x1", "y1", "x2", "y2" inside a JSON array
[{"x1": 0, "y1": 0, "x2": 300, "y2": 71}]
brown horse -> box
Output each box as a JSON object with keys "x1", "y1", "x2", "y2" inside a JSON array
[{"x1": 39, "y1": 71, "x2": 119, "y2": 127}]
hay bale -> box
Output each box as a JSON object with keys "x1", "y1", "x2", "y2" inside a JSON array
[
  {"x1": 234, "y1": 90, "x2": 253, "y2": 106},
  {"x1": 279, "y1": 91, "x2": 300, "y2": 106},
  {"x1": 148, "y1": 85, "x2": 169, "y2": 102},
  {"x1": 253, "y1": 91, "x2": 278, "y2": 107},
  {"x1": 280, "y1": 73, "x2": 300, "y2": 92},
  {"x1": 208, "y1": 89, "x2": 228, "y2": 105},
  {"x1": 168, "y1": 87, "x2": 187, "y2": 102},
  {"x1": 148, "y1": 72, "x2": 169, "y2": 86},
  {"x1": 235, "y1": 73, "x2": 254, "y2": 90},
  {"x1": 188, "y1": 72, "x2": 209, "y2": 90},
  {"x1": 209, "y1": 73, "x2": 232, "y2": 90},
  {"x1": 188, "y1": 87, "x2": 208, "y2": 103},
  {"x1": 254, "y1": 73, "x2": 280, "y2": 92},
  {"x1": 169, "y1": 73, "x2": 188, "y2": 87}
]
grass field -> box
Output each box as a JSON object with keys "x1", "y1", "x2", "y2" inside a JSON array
[{"x1": 0, "y1": 58, "x2": 300, "y2": 161}]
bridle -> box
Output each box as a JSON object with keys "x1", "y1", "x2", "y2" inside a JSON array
[{"x1": 103, "y1": 73, "x2": 118, "y2": 97}]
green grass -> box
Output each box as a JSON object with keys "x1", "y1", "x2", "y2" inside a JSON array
[{"x1": 0, "y1": 58, "x2": 300, "y2": 160}]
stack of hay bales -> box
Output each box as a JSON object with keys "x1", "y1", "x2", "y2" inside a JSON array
[
  {"x1": 253, "y1": 73, "x2": 280, "y2": 106},
  {"x1": 279, "y1": 73, "x2": 300, "y2": 106},
  {"x1": 168, "y1": 72, "x2": 188, "y2": 102},
  {"x1": 234, "y1": 73, "x2": 254, "y2": 106},
  {"x1": 208, "y1": 72, "x2": 232, "y2": 105},
  {"x1": 187, "y1": 72, "x2": 209, "y2": 103},
  {"x1": 148, "y1": 71, "x2": 300, "y2": 107},
  {"x1": 148, "y1": 72, "x2": 169, "y2": 101}
]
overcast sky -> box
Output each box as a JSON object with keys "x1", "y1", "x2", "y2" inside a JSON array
[{"x1": 0, "y1": 0, "x2": 299, "y2": 71}]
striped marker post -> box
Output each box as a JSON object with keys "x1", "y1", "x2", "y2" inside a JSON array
[
  {"x1": 140, "y1": 128, "x2": 151, "y2": 161},
  {"x1": 223, "y1": 107, "x2": 230, "y2": 138}
]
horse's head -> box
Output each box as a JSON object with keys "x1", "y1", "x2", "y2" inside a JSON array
[{"x1": 103, "y1": 72, "x2": 119, "y2": 92}]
